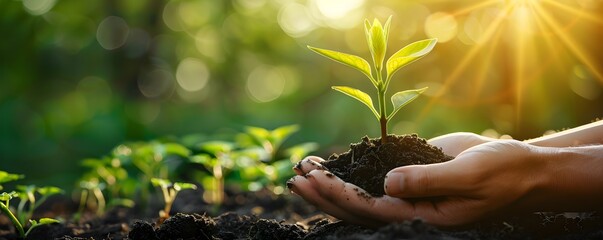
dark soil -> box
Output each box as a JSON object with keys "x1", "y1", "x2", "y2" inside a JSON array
[
  {"x1": 322, "y1": 134, "x2": 454, "y2": 196},
  {"x1": 2, "y1": 135, "x2": 603, "y2": 239},
  {"x1": 1, "y1": 186, "x2": 603, "y2": 239}
]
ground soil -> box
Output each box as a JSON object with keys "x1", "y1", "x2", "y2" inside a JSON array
[
  {"x1": 1, "y1": 135, "x2": 603, "y2": 239},
  {"x1": 322, "y1": 134, "x2": 454, "y2": 196}
]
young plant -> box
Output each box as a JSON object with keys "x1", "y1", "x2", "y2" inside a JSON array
[
  {"x1": 308, "y1": 16, "x2": 437, "y2": 143},
  {"x1": 236, "y1": 125, "x2": 318, "y2": 195},
  {"x1": 190, "y1": 141, "x2": 235, "y2": 205},
  {"x1": 15, "y1": 185, "x2": 63, "y2": 226},
  {"x1": 150, "y1": 178, "x2": 197, "y2": 223},
  {"x1": 0, "y1": 172, "x2": 61, "y2": 239}
]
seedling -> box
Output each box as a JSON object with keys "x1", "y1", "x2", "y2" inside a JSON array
[
  {"x1": 236, "y1": 125, "x2": 318, "y2": 194},
  {"x1": 190, "y1": 141, "x2": 235, "y2": 205},
  {"x1": 0, "y1": 172, "x2": 61, "y2": 238},
  {"x1": 15, "y1": 185, "x2": 63, "y2": 226},
  {"x1": 150, "y1": 178, "x2": 196, "y2": 223},
  {"x1": 308, "y1": 16, "x2": 437, "y2": 143}
]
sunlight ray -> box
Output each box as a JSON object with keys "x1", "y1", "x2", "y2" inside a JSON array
[
  {"x1": 415, "y1": 3, "x2": 516, "y2": 122},
  {"x1": 529, "y1": 3, "x2": 565, "y2": 71},
  {"x1": 541, "y1": 0, "x2": 603, "y2": 26},
  {"x1": 451, "y1": 0, "x2": 500, "y2": 17},
  {"x1": 470, "y1": 26, "x2": 504, "y2": 103},
  {"x1": 532, "y1": 2, "x2": 603, "y2": 85}
]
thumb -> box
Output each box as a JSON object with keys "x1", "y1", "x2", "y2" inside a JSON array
[{"x1": 384, "y1": 163, "x2": 466, "y2": 198}]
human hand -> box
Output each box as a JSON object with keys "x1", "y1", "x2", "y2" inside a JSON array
[
  {"x1": 288, "y1": 140, "x2": 546, "y2": 227},
  {"x1": 427, "y1": 132, "x2": 498, "y2": 156}
]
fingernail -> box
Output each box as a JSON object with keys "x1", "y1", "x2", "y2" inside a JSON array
[{"x1": 385, "y1": 172, "x2": 404, "y2": 193}]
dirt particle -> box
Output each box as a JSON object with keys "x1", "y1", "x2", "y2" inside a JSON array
[
  {"x1": 325, "y1": 172, "x2": 334, "y2": 178},
  {"x1": 294, "y1": 161, "x2": 302, "y2": 170}
]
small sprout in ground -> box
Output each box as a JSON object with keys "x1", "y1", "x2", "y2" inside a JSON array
[
  {"x1": 0, "y1": 174, "x2": 61, "y2": 239},
  {"x1": 191, "y1": 141, "x2": 235, "y2": 205},
  {"x1": 150, "y1": 178, "x2": 197, "y2": 224},
  {"x1": 25, "y1": 218, "x2": 60, "y2": 237},
  {"x1": 16, "y1": 185, "x2": 63, "y2": 226},
  {"x1": 308, "y1": 16, "x2": 437, "y2": 143}
]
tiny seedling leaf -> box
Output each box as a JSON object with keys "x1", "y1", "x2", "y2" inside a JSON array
[
  {"x1": 0, "y1": 191, "x2": 18, "y2": 201},
  {"x1": 199, "y1": 141, "x2": 235, "y2": 154},
  {"x1": 150, "y1": 178, "x2": 171, "y2": 188},
  {"x1": 37, "y1": 186, "x2": 63, "y2": 196},
  {"x1": 164, "y1": 143, "x2": 191, "y2": 157},
  {"x1": 369, "y1": 18, "x2": 387, "y2": 70},
  {"x1": 0, "y1": 171, "x2": 24, "y2": 184},
  {"x1": 386, "y1": 38, "x2": 437, "y2": 80},
  {"x1": 173, "y1": 182, "x2": 197, "y2": 191},
  {"x1": 332, "y1": 86, "x2": 380, "y2": 119},
  {"x1": 190, "y1": 154, "x2": 215, "y2": 167},
  {"x1": 307, "y1": 46, "x2": 373, "y2": 79},
  {"x1": 388, "y1": 87, "x2": 428, "y2": 120},
  {"x1": 270, "y1": 125, "x2": 299, "y2": 144},
  {"x1": 31, "y1": 218, "x2": 60, "y2": 225}
]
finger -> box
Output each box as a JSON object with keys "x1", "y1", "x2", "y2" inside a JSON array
[
  {"x1": 305, "y1": 170, "x2": 410, "y2": 224},
  {"x1": 287, "y1": 175, "x2": 377, "y2": 226},
  {"x1": 293, "y1": 156, "x2": 326, "y2": 175},
  {"x1": 428, "y1": 132, "x2": 496, "y2": 156},
  {"x1": 384, "y1": 163, "x2": 471, "y2": 198}
]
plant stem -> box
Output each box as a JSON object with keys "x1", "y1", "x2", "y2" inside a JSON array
[
  {"x1": 380, "y1": 116, "x2": 388, "y2": 144},
  {"x1": 0, "y1": 202, "x2": 24, "y2": 238},
  {"x1": 377, "y1": 81, "x2": 388, "y2": 144}
]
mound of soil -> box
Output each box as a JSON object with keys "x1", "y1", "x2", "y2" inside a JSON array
[{"x1": 322, "y1": 134, "x2": 454, "y2": 196}]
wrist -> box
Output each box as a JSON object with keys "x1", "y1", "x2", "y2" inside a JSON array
[{"x1": 529, "y1": 145, "x2": 603, "y2": 211}]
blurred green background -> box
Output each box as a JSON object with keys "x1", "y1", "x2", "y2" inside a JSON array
[{"x1": 1, "y1": 0, "x2": 602, "y2": 188}]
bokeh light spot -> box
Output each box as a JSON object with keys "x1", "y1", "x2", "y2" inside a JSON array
[
  {"x1": 570, "y1": 65, "x2": 601, "y2": 100},
  {"x1": 314, "y1": 0, "x2": 364, "y2": 19},
  {"x1": 425, "y1": 12, "x2": 458, "y2": 43},
  {"x1": 278, "y1": 2, "x2": 316, "y2": 38},
  {"x1": 138, "y1": 69, "x2": 174, "y2": 98},
  {"x1": 176, "y1": 58, "x2": 210, "y2": 92},
  {"x1": 246, "y1": 66, "x2": 286, "y2": 103},
  {"x1": 309, "y1": 0, "x2": 365, "y2": 29},
  {"x1": 163, "y1": 0, "x2": 184, "y2": 31},
  {"x1": 96, "y1": 16, "x2": 130, "y2": 50},
  {"x1": 23, "y1": 0, "x2": 56, "y2": 16}
]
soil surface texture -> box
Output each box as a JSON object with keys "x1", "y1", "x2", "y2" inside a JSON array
[{"x1": 322, "y1": 134, "x2": 454, "y2": 196}]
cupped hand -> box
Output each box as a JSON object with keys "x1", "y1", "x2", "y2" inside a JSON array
[{"x1": 288, "y1": 140, "x2": 546, "y2": 227}]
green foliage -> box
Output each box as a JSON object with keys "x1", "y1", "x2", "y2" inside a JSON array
[
  {"x1": 0, "y1": 171, "x2": 24, "y2": 191},
  {"x1": 151, "y1": 178, "x2": 197, "y2": 221},
  {"x1": 308, "y1": 16, "x2": 437, "y2": 142},
  {"x1": 72, "y1": 124, "x2": 314, "y2": 217},
  {"x1": 15, "y1": 185, "x2": 64, "y2": 226},
  {"x1": 0, "y1": 173, "x2": 61, "y2": 238}
]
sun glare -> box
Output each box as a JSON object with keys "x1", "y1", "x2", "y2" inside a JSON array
[{"x1": 413, "y1": 0, "x2": 603, "y2": 132}]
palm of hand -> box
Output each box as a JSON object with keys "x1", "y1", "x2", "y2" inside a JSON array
[{"x1": 289, "y1": 135, "x2": 536, "y2": 227}]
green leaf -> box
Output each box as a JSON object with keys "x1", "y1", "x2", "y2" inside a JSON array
[
  {"x1": 386, "y1": 38, "x2": 437, "y2": 80},
  {"x1": 0, "y1": 171, "x2": 24, "y2": 184},
  {"x1": 369, "y1": 18, "x2": 387, "y2": 70},
  {"x1": 150, "y1": 178, "x2": 171, "y2": 188},
  {"x1": 164, "y1": 143, "x2": 191, "y2": 157},
  {"x1": 173, "y1": 182, "x2": 197, "y2": 191},
  {"x1": 332, "y1": 86, "x2": 379, "y2": 119},
  {"x1": 37, "y1": 186, "x2": 63, "y2": 196},
  {"x1": 190, "y1": 154, "x2": 215, "y2": 167},
  {"x1": 0, "y1": 191, "x2": 18, "y2": 201},
  {"x1": 307, "y1": 46, "x2": 373, "y2": 80},
  {"x1": 388, "y1": 87, "x2": 428, "y2": 120},
  {"x1": 33, "y1": 218, "x2": 60, "y2": 225},
  {"x1": 199, "y1": 141, "x2": 235, "y2": 154},
  {"x1": 270, "y1": 125, "x2": 299, "y2": 144}
]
